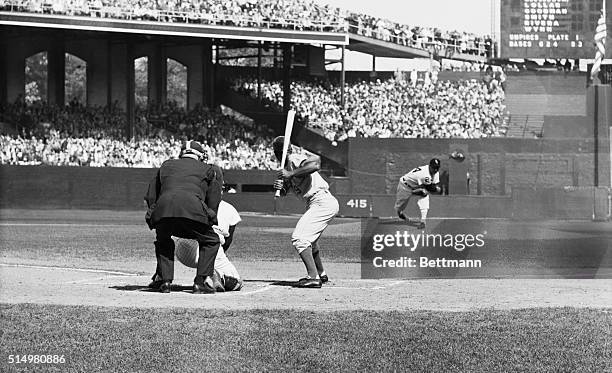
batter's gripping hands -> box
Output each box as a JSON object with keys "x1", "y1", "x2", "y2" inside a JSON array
[
  {"x1": 273, "y1": 179, "x2": 288, "y2": 196},
  {"x1": 273, "y1": 180, "x2": 284, "y2": 190}
]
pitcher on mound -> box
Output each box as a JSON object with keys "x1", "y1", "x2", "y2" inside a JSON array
[{"x1": 395, "y1": 158, "x2": 441, "y2": 229}]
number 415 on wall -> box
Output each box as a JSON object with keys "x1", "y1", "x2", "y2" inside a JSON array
[{"x1": 346, "y1": 199, "x2": 368, "y2": 208}]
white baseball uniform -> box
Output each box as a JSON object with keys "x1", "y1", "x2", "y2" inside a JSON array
[
  {"x1": 213, "y1": 200, "x2": 241, "y2": 246},
  {"x1": 212, "y1": 201, "x2": 241, "y2": 280},
  {"x1": 285, "y1": 153, "x2": 339, "y2": 253},
  {"x1": 395, "y1": 165, "x2": 440, "y2": 215}
]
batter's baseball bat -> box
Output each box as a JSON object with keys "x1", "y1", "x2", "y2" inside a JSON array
[{"x1": 275, "y1": 110, "x2": 296, "y2": 198}]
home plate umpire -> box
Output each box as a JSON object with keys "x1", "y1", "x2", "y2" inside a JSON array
[{"x1": 145, "y1": 140, "x2": 224, "y2": 294}]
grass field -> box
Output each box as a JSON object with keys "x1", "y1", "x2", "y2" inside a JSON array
[
  {"x1": 0, "y1": 209, "x2": 611, "y2": 372},
  {"x1": 1, "y1": 305, "x2": 610, "y2": 372}
]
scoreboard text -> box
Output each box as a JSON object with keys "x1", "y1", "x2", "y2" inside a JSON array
[{"x1": 500, "y1": 0, "x2": 611, "y2": 59}]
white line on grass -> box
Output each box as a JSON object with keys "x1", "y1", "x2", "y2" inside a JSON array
[
  {"x1": 0, "y1": 223, "x2": 132, "y2": 227},
  {"x1": 67, "y1": 274, "x2": 145, "y2": 284},
  {"x1": 0, "y1": 263, "x2": 139, "y2": 276}
]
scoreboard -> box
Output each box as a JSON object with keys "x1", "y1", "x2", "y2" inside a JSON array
[{"x1": 500, "y1": 0, "x2": 611, "y2": 59}]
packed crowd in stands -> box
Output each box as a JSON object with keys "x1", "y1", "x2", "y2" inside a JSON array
[
  {"x1": 234, "y1": 74, "x2": 507, "y2": 141},
  {"x1": 2, "y1": 0, "x2": 492, "y2": 55},
  {"x1": 0, "y1": 101, "x2": 279, "y2": 169},
  {"x1": 1, "y1": 0, "x2": 345, "y2": 30},
  {"x1": 347, "y1": 14, "x2": 493, "y2": 57}
]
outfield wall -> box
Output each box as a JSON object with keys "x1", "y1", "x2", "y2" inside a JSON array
[
  {"x1": 347, "y1": 138, "x2": 603, "y2": 196},
  {"x1": 0, "y1": 166, "x2": 607, "y2": 220}
]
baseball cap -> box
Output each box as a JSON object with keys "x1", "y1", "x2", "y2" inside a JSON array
[{"x1": 429, "y1": 158, "x2": 441, "y2": 170}]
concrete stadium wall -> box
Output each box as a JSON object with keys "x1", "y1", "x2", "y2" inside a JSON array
[
  {"x1": 0, "y1": 166, "x2": 607, "y2": 220},
  {"x1": 543, "y1": 116, "x2": 591, "y2": 138},
  {"x1": 505, "y1": 72, "x2": 587, "y2": 95},
  {"x1": 0, "y1": 166, "x2": 277, "y2": 210}
]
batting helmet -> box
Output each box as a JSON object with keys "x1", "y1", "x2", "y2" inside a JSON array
[{"x1": 272, "y1": 136, "x2": 285, "y2": 153}]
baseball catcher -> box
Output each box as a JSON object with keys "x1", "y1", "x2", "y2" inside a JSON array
[
  {"x1": 162, "y1": 200, "x2": 243, "y2": 292},
  {"x1": 272, "y1": 136, "x2": 339, "y2": 288},
  {"x1": 395, "y1": 158, "x2": 441, "y2": 229}
]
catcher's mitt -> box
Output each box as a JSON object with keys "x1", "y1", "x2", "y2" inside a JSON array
[{"x1": 412, "y1": 188, "x2": 429, "y2": 197}]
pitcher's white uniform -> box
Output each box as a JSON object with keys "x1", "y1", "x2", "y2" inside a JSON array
[
  {"x1": 285, "y1": 153, "x2": 339, "y2": 253},
  {"x1": 395, "y1": 165, "x2": 440, "y2": 216}
]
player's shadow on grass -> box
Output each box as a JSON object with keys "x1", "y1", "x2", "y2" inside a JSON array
[
  {"x1": 377, "y1": 218, "x2": 424, "y2": 228},
  {"x1": 405, "y1": 220, "x2": 425, "y2": 228}
]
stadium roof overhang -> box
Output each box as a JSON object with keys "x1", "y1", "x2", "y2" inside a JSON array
[
  {"x1": 0, "y1": 12, "x2": 348, "y2": 45},
  {"x1": 347, "y1": 33, "x2": 430, "y2": 59}
]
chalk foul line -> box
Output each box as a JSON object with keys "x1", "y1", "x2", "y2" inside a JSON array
[{"x1": 0, "y1": 263, "x2": 139, "y2": 276}]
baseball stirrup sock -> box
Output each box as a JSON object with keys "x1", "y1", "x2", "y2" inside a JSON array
[
  {"x1": 299, "y1": 247, "x2": 318, "y2": 279},
  {"x1": 420, "y1": 208, "x2": 428, "y2": 221}
]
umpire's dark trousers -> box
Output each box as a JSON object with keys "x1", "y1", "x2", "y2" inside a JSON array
[{"x1": 154, "y1": 217, "x2": 220, "y2": 284}]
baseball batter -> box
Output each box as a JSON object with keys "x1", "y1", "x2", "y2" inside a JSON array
[
  {"x1": 273, "y1": 136, "x2": 339, "y2": 288},
  {"x1": 395, "y1": 158, "x2": 441, "y2": 229}
]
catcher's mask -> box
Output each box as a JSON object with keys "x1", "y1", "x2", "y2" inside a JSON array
[{"x1": 180, "y1": 140, "x2": 207, "y2": 162}]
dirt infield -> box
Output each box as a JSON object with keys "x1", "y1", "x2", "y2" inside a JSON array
[
  {"x1": 1, "y1": 263, "x2": 611, "y2": 311},
  {"x1": 1, "y1": 209, "x2": 611, "y2": 312}
]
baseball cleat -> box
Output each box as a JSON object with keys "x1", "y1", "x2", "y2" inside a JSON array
[
  {"x1": 192, "y1": 283, "x2": 215, "y2": 294},
  {"x1": 416, "y1": 221, "x2": 426, "y2": 229},
  {"x1": 320, "y1": 274, "x2": 329, "y2": 283},
  {"x1": 159, "y1": 281, "x2": 172, "y2": 293},
  {"x1": 212, "y1": 270, "x2": 225, "y2": 292},
  {"x1": 294, "y1": 277, "x2": 322, "y2": 288},
  {"x1": 148, "y1": 273, "x2": 163, "y2": 290},
  {"x1": 193, "y1": 276, "x2": 216, "y2": 294}
]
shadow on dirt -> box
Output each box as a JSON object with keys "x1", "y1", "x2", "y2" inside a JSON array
[{"x1": 110, "y1": 284, "x2": 193, "y2": 292}]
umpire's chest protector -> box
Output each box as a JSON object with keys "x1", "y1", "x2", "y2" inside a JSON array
[{"x1": 151, "y1": 158, "x2": 218, "y2": 225}]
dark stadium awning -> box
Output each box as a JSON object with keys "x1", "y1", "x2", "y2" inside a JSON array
[
  {"x1": 347, "y1": 33, "x2": 430, "y2": 58},
  {"x1": 0, "y1": 11, "x2": 349, "y2": 45}
]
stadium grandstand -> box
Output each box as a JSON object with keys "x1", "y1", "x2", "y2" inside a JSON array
[{"x1": 0, "y1": 0, "x2": 608, "y2": 181}]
